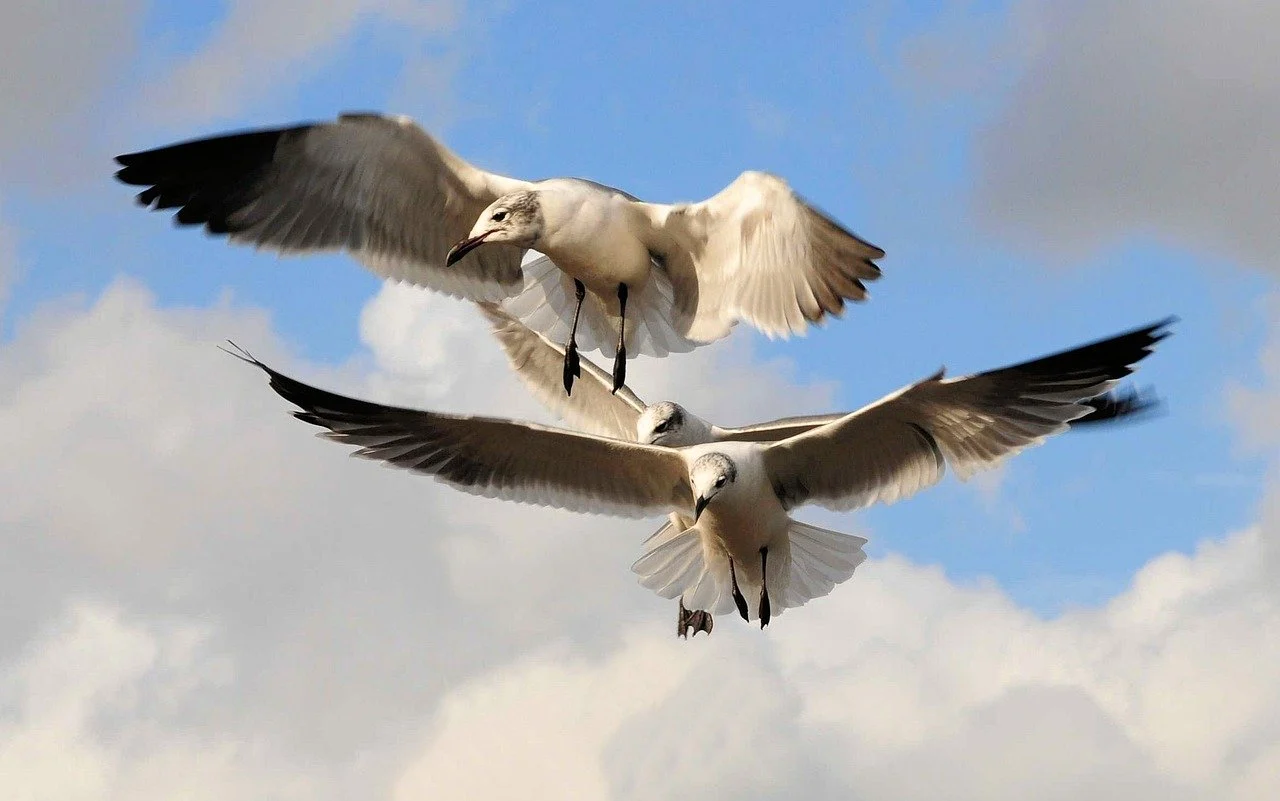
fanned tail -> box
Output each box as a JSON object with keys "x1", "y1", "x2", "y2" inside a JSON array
[
  {"x1": 631, "y1": 518, "x2": 869, "y2": 621},
  {"x1": 775, "y1": 521, "x2": 869, "y2": 612}
]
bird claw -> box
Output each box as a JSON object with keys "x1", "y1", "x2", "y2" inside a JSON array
[{"x1": 677, "y1": 599, "x2": 714, "y2": 638}]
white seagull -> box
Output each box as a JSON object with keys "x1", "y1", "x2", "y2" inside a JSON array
[
  {"x1": 117, "y1": 112, "x2": 885, "y2": 395},
  {"x1": 227, "y1": 317, "x2": 1172, "y2": 631},
  {"x1": 479, "y1": 303, "x2": 1164, "y2": 635}
]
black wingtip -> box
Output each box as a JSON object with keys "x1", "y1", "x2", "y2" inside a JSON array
[
  {"x1": 1072, "y1": 385, "x2": 1166, "y2": 428},
  {"x1": 218, "y1": 339, "x2": 262, "y2": 368}
]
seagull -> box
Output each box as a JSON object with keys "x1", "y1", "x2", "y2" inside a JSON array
[
  {"x1": 115, "y1": 112, "x2": 885, "y2": 395},
  {"x1": 479, "y1": 302, "x2": 1164, "y2": 634},
  {"x1": 226, "y1": 316, "x2": 1173, "y2": 631}
]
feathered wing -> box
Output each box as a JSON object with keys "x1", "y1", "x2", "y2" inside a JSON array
[
  {"x1": 641, "y1": 171, "x2": 884, "y2": 343},
  {"x1": 116, "y1": 112, "x2": 532, "y2": 301},
  {"x1": 231, "y1": 349, "x2": 691, "y2": 518},
  {"x1": 477, "y1": 302, "x2": 647, "y2": 440},
  {"x1": 713, "y1": 384, "x2": 1158, "y2": 443},
  {"x1": 1072, "y1": 384, "x2": 1163, "y2": 426},
  {"x1": 764, "y1": 318, "x2": 1175, "y2": 512},
  {"x1": 714, "y1": 413, "x2": 846, "y2": 442}
]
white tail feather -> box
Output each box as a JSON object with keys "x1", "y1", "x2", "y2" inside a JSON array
[
  {"x1": 504, "y1": 254, "x2": 704, "y2": 358},
  {"x1": 631, "y1": 518, "x2": 869, "y2": 621}
]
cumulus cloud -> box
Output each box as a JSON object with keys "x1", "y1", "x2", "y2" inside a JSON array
[
  {"x1": 139, "y1": 0, "x2": 459, "y2": 126},
  {"x1": 1, "y1": 277, "x2": 1277, "y2": 799},
  {"x1": 975, "y1": 1, "x2": 1280, "y2": 273},
  {"x1": 0, "y1": 0, "x2": 144, "y2": 183}
]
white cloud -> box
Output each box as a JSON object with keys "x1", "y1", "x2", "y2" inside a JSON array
[
  {"x1": 0, "y1": 278, "x2": 1276, "y2": 799},
  {"x1": 139, "y1": 0, "x2": 459, "y2": 127},
  {"x1": 0, "y1": 0, "x2": 144, "y2": 184},
  {"x1": 975, "y1": 1, "x2": 1280, "y2": 273}
]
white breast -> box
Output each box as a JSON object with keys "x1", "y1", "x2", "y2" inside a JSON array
[
  {"x1": 536, "y1": 182, "x2": 654, "y2": 291},
  {"x1": 686, "y1": 442, "x2": 789, "y2": 572}
]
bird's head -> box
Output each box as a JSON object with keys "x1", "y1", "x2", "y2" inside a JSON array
[
  {"x1": 638, "y1": 402, "x2": 713, "y2": 447},
  {"x1": 690, "y1": 452, "x2": 737, "y2": 521},
  {"x1": 446, "y1": 191, "x2": 543, "y2": 266}
]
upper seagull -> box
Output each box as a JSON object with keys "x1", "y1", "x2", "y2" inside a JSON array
[
  {"x1": 115, "y1": 112, "x2": 885, "y2": 394},
  {"x1": 478, "y1": 302, "x2": 1164, "y2": 636},
  {"x1": 228, "y1": 316, "x2": 1173, "y2": 631}
]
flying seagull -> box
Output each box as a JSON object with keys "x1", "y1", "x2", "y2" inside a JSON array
[
  {"x1": 479, "y1": 302, "x2": 1164, "y2": 635},
  {"x1": 116, "y1": 112, "x2": 885, "y2": 395},
  {"x1": 227, "y1": 316, "x2": 1173, "y2": 631}
]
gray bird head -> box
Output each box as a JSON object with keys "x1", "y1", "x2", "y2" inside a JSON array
[
  {"x1": 637, "y1": 401, "x2": 711, "y2": 447},
  {"x1": 446, "y1": 191, "x2": 544, "y2": 266},
  {"x1": 690, "y1": 452, "x2": 738, "y2": 521}
]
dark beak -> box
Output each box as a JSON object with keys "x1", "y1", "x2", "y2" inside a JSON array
[
  {"x1": 694, "y1": 496, "x2": 708, "y2": 521},
  {"x1": 445, "y1": 231, "x2": 491, "y2": 266}
]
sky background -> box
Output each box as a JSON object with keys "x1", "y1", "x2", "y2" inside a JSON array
[{"x1": 1, "y1": 2, "x2": 1278, "y2": 799}]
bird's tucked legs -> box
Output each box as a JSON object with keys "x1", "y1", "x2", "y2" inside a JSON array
[
  {"x1": 562, "y1": 279, "x2": 586, "y2": 394},
  {"x1": 677, "y1": 598, "x2": 714, "y2": 638},
  {"x1": 758, "y1": 547, "x2": 771, "y2": 629},
  {"x1": 729, "y1": 558, "x2": 750, "y2": 622},
  {"x1": 612, "y1": 282, "x2": 628, "y2": 393}
]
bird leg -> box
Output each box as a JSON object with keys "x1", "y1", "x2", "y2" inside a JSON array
[
  {"x1": 611, "y1": 282, "x2": 628, "y2": 393},
  {"x1": 729, "y1": 558, "x2": 750, "y2": 622},
  {"x1": 758, "y1": 547, "x2": 771, "y2": 629},
  {"x1": 562, "y1": 279, "x2": 586, "y2": 395},
  {"x1": 677, "y1": 598, "x2": 714, "y2": 639}
]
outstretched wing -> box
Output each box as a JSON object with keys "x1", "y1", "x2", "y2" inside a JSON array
[
  {"x1": 230, "y1": 346, "x2": 692, "y2": 518},
  {"x1": 714, "y1": 384, "x2": 1160, "y2": 443},
  {"x1": 116, "y1": 113, "x2": 532, "y2": 301},
  {"x1": 643, "y1": 171, "x2": 884, "y2": 342},
  {"x1": 764, "y1": 318, "x2": 1174, "y2": 511}
]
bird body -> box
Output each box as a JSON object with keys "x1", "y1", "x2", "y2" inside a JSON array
[{"x1": 517, "y1": 180, "x2": 655, "y2": 295}]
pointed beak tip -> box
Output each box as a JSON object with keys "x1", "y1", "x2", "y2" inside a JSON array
[
  {"x1": 445, "y1": 232, "x2": 488, "y2": 267},
  {"x1": 693, "y1": 497, "x2": 708, "y2": 521},
  {"x1": 444, "y1": 245, "x2": 465, "y2": 267}
]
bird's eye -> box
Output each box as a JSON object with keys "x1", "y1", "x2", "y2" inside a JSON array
[
  {"x1": 491, "y1": 210, "x2": 508, "y2": 222},
  {"x1": 652, "y1": 420, "x2": 668, "y2": 433},
  {"x1": 715, "y1": 476, "x2": 726, "y2": 488}
]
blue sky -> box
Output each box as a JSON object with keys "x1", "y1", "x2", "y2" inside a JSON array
[
  {"x1": 4, "y1": 2, "x2": 1280, "y2": 798},
  {"x1": 5, "y1": 0, "x2": 1269, "y2": 612}
]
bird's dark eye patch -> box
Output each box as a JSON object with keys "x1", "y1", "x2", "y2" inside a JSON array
[
  {"x1": 715, "y1": 476, "x2": 726, "y2": 488},
  {"x1": 491, "y1": 210, "x2": 508, "y2": 222}
]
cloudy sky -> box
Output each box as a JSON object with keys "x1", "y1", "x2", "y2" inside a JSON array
[{"x1": 1, "y1": 1, "x2": 1277, "y2": 799}]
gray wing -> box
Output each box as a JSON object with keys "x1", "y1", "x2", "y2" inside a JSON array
[
  {"x1": 714, "y1": 413, "x2": 846, "y2": 443},
  {"x1": 232, "y1": 348, "x2": 691, "y2": 518},
  {"x1": 116, "y1": 112, "x2": 532, "y2": 301},
  {"x1": 764, "y1": 319, "x2": 1174, "y2": 511},
  {"x1": 642, "y1": 171, "x2": 884, "y2": 343},
  {"x1": 714, "y1": 384, "x2": 1159, "y2": 443},
  {"x1": 478, "y1": 302, "x2": 647, "y2": 440}
]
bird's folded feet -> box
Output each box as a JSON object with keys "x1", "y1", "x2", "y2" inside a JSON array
[
  {"x1": 758, "y1": 547, "x2": 771, "y2": 628},
  {"x1": 562, "y1": 343, "x2": 582, "y2": 395},
  {"x1": 611, "y1": 345, "x2": 627, "y2": 394},
  {"x1": 729, "y1": 559, "x2": 750, "y2": 622}
]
